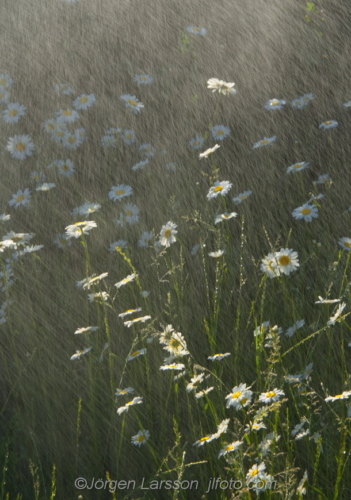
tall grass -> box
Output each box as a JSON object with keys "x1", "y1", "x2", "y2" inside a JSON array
[{"x1": 0, "y1": 0, "x2": 351, "y2": 498}]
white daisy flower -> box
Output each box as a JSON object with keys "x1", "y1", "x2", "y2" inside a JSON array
[
  {"x1": 2, "y1": 103, "x2": 26, "y2": 123},
  {"x1": 0, "y1": 214, "x2": 10, "y2": 222},
  {"x1": 109, "y1": 184, "x2": 133, "y2": 202},
  {"x1": 301, "y1": 93, "x2": 315, "y2": 102},
  {"x1": 208, "y1": 250, "x2": 224, "y2": 258},
  {"x1": 208, "y1": 353, "x2": 231, "y2": 361},
  {"x1": 131, "y1": 430, "x2": 150, "y2": 446},
  {"x1": 186, "y1": 374, "x2": 205, "y2": 393},
  {"x1": 56, "y1": 109, "x2": 80, "y2": 123},
  {"x1": 126, "y1": 350, "x2": 147, "y2": 362},
  {"x1": 193, "y1": 434, "x2": 217, "y2": 447},
  {"x1": 285, "y1": 319, "x2": 305, "y2": 338},
  {"x1": 140, "y1": 290, "x2": 150, "y2": 297},
  {"x1": 74, "y1": 326, "x2": 99, "y2": 334},
  {"x1": 36, "y1": 183, "x2": 56, "y2": 192},
  {"x1": 199, "y1": 144, "x2": 220, "y2": 159},
  {"x1": 8, "y1": 189, "x2": 31, "y2": 208},
  {"x1": 57, "y1": 159, "x2": 75, "y2": 177},
  {"x1": 189, "y1": 135, "x2": 205, "y2": 150},
  {"x1": 186, "y1": 26, "x2": 207, "y2": 36},
  {"x1": 225, "y1": 383, "x2": 253, "y2": 410},
  {"x1": 0, "y1": 74, "x2": 13, "y2": 89},
  {"x1": 122, "y1": 129, "x2": 136, "y2": 145},
  {"x1": 287, "y1": 161, "x2": 310, "y2": 173},
  {"x1": 159, "y1": 221, "x2": 177, "y2": 247},
  {"x1": 207, "y1": 78, "x2": 236, "y2": 96},
  {"x1": 195, "y1": 387, "x2": 214, "y2": 399},
  {"x1": 77, "y1": 273, "x2": 108, "y2": 290},
  {"x1": 315, "y1": 173, "x2": 331, "y2": 184},
  {"x1": 101, "y1": 135, "x2": 117, "y2": 148},
  {"x1": 50, "y1": 127, "x2": 68, "y2": 144},
  {"x1": 275, "y1": 248, "x2": 299, "y2": 275},
  {"x1": 339, "y1": 237, "x2": 351, "y2": 251},
  {"x1": 115, "y1": 387, "x2": 135, "y2": 397},
  {"x1": 71, "y1": 202, "x2": 101, "y2": 217},
  {"x1": 139, "y1": 143, "x2": 156, "y2": 158},
  {"x1": 132, "y1": 159, "x2": 149, "y2": 171},
  {"x1": 120, "y1": 94, "x2": 144, "y2": 114},
  {"x1": 73, "y1": 94, "x2": 96, "y2": 110},
  {"x1": 54, "y1": 233, "x2": 72, "y2": 249},
  {"x1": 109, "y1": 240, "x2": 128, "y2": 252},
  {"x1": 70, "y1": 346, "x2": 92, "y2": 360},
  {"x1": 245, "y1": 422, "x2": 266, "y2": 433},
  {"x1": 327, "y1": 302, "x2": 347, "y2": 326},
  {"x1": 319, "y1": 120, "x2": 338, "y2": 129},
  {"x1": 105, "y1": 127, "x2": 122, "y2": 135},
  {"x1": 114, "y1": 273, "x2": 137, "y2": 289},
  {"x1": 233, "y1": 190, "x2": 253, "y2": 204},
  {"x1": 343, "y1": 100, "x2": 351, "y2": 108},
  {"x1": 88, "y1": 291, "x2": 109, "y2": 303},
  {"x1": 211, "y1": 125, "x2": 231, "y2": 141},
  {"x1": 30, "y1": 171, "x2": 46, "y2": 183},
  {"x1": 207, "y1": 180, "x2": 232, "y2": 200},
  {"x1": 54, "y1": 83, "x2": 74, "y2": 95},
  {"x1": 218, "y1": 441, "x2": 243, "y2": 458},
  {"x1": 246, "y1": 462, "x2": 266, "y2": 482},
  {"x1": 117, "y1": 396, "x2": 143, "y2": 415},
  {"x1": 118, "y1": 308, "x2": 142, "y2": 318},
  {"x1": 138, "y1": 231, "x2": 154, "y2": 248},
  {"x1": 124, "y1": 316, "x2": 151, "y2": 328},
  {"x1": 325, "y1": 391, "x2": 351, "y2": 402},
  {"x1": 6, "y1": 135, "x2": 35, "y2": 160},
  {"x1": 65, "y1": 221, "x2": 97, "y2": 239},
  {"x1": 134, "y1": 74, "x2": 153, "y2": 85},
  {"x1": 214, "y1": 212, "x2": 238, "y2": 224},
  {"x1": 265, "y1": 99, "x2": 286, "y2": 110},
  {"x1": 160, "y1": 363, "x2": 185, "y2": 371},
  {"x1": 292, "y1": 204, "x2": 319, "y2": 222},
  {"x1": 0, "y1": 89, "x2": 10, "y2": 103},
  {"x1": 258, "y1": 389, "x2": 285, "y2": 404},
  {"x1": 253, "y1": 136, "x2": 276, "y2": 149},
  {"x1": 260, "y1": 253, "x2": 280, "y2": 279},
  {"x1": 291, "y1": 98, "x2": 306, "y2": 109},
  {"x1": 62, "y1": 131, "x2": 84, "y2": 150},
  {"x1": 120, "y1": 203, "x2": 140, "y2": 225}
]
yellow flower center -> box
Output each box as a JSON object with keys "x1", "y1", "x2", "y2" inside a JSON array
[
  {"x1": 279, "y1": 256, "x2": 291, "y2": 266},
  {"x1": 301, "y1": 208, "x2": 311, "y2": 215},
  {"x1": 261, "y1": 140, "x2": 269, "y2": 145},
  {"x1": 272, "y1": 101, "x2": 279, "y2": 105},
  {"x1": 9, "y1": 109, "x2": 18, "y2": 116},
  {"x1": 241, "y1": 397, "x2": 249, "y2": 405},
  {"x1": 232, "y1": 391, "x2": 242, "y2": 399},
  {"x1": 0, "y1": 78, "x2": 7, "y2": 85},
  {"x1": 334, "y1": 394, "x2": 343, "y2": 398},
  {"x1": 56, "y1": 131, "x2": 65, "y2": 137},
  {"x1": 63, "y1": 110, "x2": 72, "y2": 116},
  {"x1": 128, "y1": 99, "x2": 137, "y2": 106},
  {"x1": 225, "y1": 445, "x2": 234, "y2": 451},
  {"x1": 214, "y1": 186, "x2": 223, "y2": 193},
  {"x1": 216, "y1": 130, "x2": 224, "y2": 135},
  {"x1": 62, "y1": 164, "x2": 70, "y2": 171},
  {"x1": 250, "y1": 469, "x2": 259, "y2": 477},
  {"x1": 125, "y1": 211, "x2": 133, "y2": 217},
  {"x1": 16, "y1": 143, "x2": 26, "y2": 152},
  {"x1": 170, "y1": 339, "x2": 181, "y2": 348},
  {"x1": 137, "y1": 435, "x2": 146, "y2": 442},
  {"x1": 80, "y1": 96, "x2": 89, "y2": 103},
  {"x1": 266, "y1": 391, "x2": 276, "y2": 398},
  {"x1": 116, "y1": 190, "x2": 125, "y2": 195},
  {"x1": 131, "y1": 351, "x2": 140, "y2": 357},
  {"x1": 68, "y1": 136, "x2": 76, "y2": 143},
  {"x1": 200, "y1": 436, "x2": 210, "y2": 442},
  {"x1": 164, "y1": 229, "x2": 172, "y2": 238},
  {"x1": 325, "y1": 121, "x2": 332, "y2": 125},
  {"x1": 16, "y1": 195, "x2": 25, "y2": 202},
  {"x1": 344, "y1": 242, "x2": 351, "y2": 249},
  {"x1": 294, "y1": 164, "x2": 302, "y2": 169}
]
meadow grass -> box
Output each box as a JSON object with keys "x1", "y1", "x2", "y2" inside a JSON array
[{"x1": 0, "y1": 0, "x2": 351, "y2": 498}]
